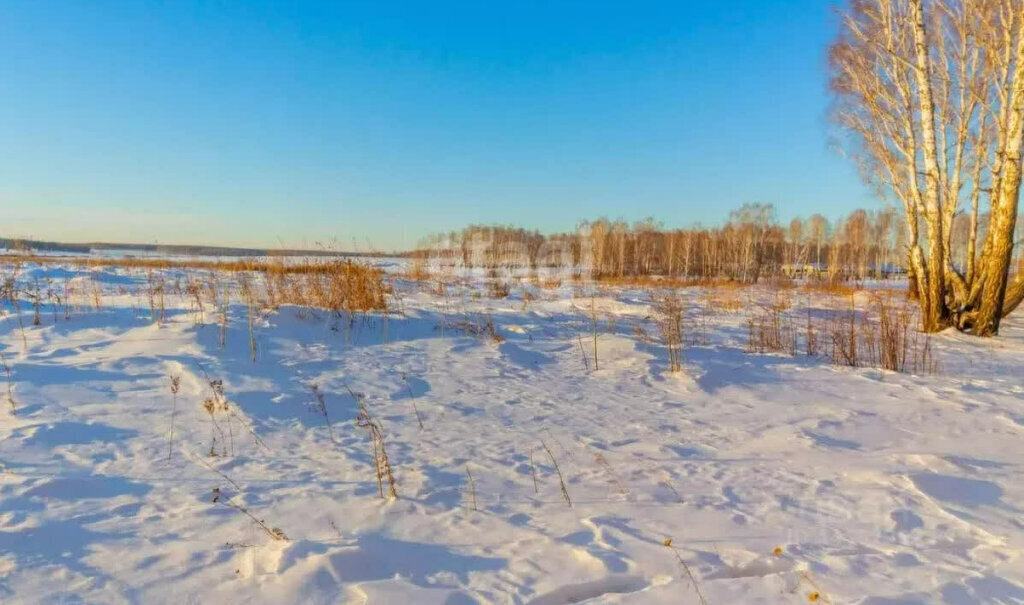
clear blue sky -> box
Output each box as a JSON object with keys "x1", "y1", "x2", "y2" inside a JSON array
[{"x1": 0, "y1": 0, "x2": 873, "y2": 251}]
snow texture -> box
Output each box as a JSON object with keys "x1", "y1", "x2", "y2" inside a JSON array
[{"x1": 1, "y1": 261, "x2": 1023, "y2": 604}]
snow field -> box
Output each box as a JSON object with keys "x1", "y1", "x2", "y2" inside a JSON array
[{"x1": 0, "y1": 263, "x2": 1023, "y2": 603}]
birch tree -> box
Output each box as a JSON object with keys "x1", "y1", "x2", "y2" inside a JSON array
[{"x1": 830, "y1": 0, "x2": 1024, "y2": 334}]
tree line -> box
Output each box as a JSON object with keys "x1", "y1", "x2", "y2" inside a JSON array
[{"x1": 417, "y1": 201, "x2": 1021, "y2": 285}]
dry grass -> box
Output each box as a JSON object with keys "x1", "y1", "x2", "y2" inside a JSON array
[
  {"x1": 576, "y1": 334, "x2": 590, "y2": 371},
  {"x1": 592, "y1": 450, "x2": 629, "y2": 497},
  {"x1": 588, "y1": 297, "x2": 600, "y2": 371},
  {"x1": 167, "y1": 374, "x2": 181, "y2": 461},
  {"x1": 521, "y1": 290, "x2": 534, "y2": 310},
  {"x1": 1, "y1": 352, "x2": 15, "y2": 414},
  {"x1": 825, "y1": 293, "x2": 937, "y2": 374},
  {"x1": 2, "y1": 256, "x2": 389, "y2": 359},
  {"x1": 540, "y1": 440, "x2": 572, "y2": 508},
  {"x1": 740, "y1": 289, "x2": 938, "y2": 375},
  {"x1": 586, "y1": 274, "x2": 750, "y2": 290},
  {"x1": 794, "y1": 570, "x2": 832, "y2": 604},
  {"x1": 197, "y1": 372, "x2": 270, "y2": 457},
  {"x1": 700, "y1": 285, "x2": 745, "y2": 313},
  {"x1": 6, "y1": 253, "x2": 366, "y2": 275},
  {"x1": 263, "y1": 259, "x2": 389, "y2": 313},
  {"x1": 445, "y1": 312, "x2": 505, "y2": 343},
  {"x1": 464, "y1": 465, "x2": 478, "y2": 511},
  {"x1": 309, "y1": 384, "x2": 336, "y2": 443},
  {"x1": 487, "y1": 277, "x2": 511, "y2": 299},
  {"x1": 185, "y1": 272, "x2": 206, "y2": 325},
  {"x1": 746, "y1": 291, "x2": 798, "y2": 356},
  {"x1": 400, "y1": 373, "x2": 425, "y2": 430},
  {"x1": 239, "y1": 275, "x2": 259, "y2": 362},
  {"x1": 349, "y1": 385, "x2": 398, "y2": 500},
  {"x1": 765, "y1": 276, "x2": 797, "y2": 290},
  {"x1": 662, "y1": 538, "x2": 709, "y2": 605},
  {"x1": 801, "y1": 280, "x2": 859, "y2": 297},
  {"x1": 654, "y1": 292, "x2": 685, "y2": 372},
  {"x1": 212, "y1": 487, "x2": 288, "y2": 542},
  {"x1": 202, "y1": 380, "x2": 231, "y2": 457},
  {"x1": 529, "y1": 448, "x2": 540, "y2": 493},
  {"x1": 404, "y1": 257, "x2": 431, "y2": 281},
  {"x1": 803, "y1": 301, "x2": 820, "y2": 357},
  {"x1": 4, "y1": 255, "x2": 389, "y2": 314},
  {"x1": 1, "y1": 264, "x2": 29, "y2": 351},
  {"x1": 688, "y1": 299, "x2": 711, "y2": 346},
  {"x1": 145, "y1": 269, "x2": 166, "y2": 325}
]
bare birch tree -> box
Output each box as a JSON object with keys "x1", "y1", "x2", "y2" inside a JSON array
[{"x1": 830, "y1": 0, "x2": 1024, "y2": 334}]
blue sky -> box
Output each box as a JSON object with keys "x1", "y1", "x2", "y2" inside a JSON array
[{"x1": 0, "y1": 0, "x2": 872, "y2": 250}]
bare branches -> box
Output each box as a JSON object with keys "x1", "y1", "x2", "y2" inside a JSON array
[{"x1": 830, "y1": 0, "x2": 1024, "y2": 334}]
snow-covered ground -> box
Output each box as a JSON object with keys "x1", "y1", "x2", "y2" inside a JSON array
[{"x1": 1, "y1": 263, "x2": 1023, "y2": 604}]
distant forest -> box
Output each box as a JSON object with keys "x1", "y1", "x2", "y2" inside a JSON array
[{"x1": 415, "y1": 203, "x2": 1024, "y2": 286}]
